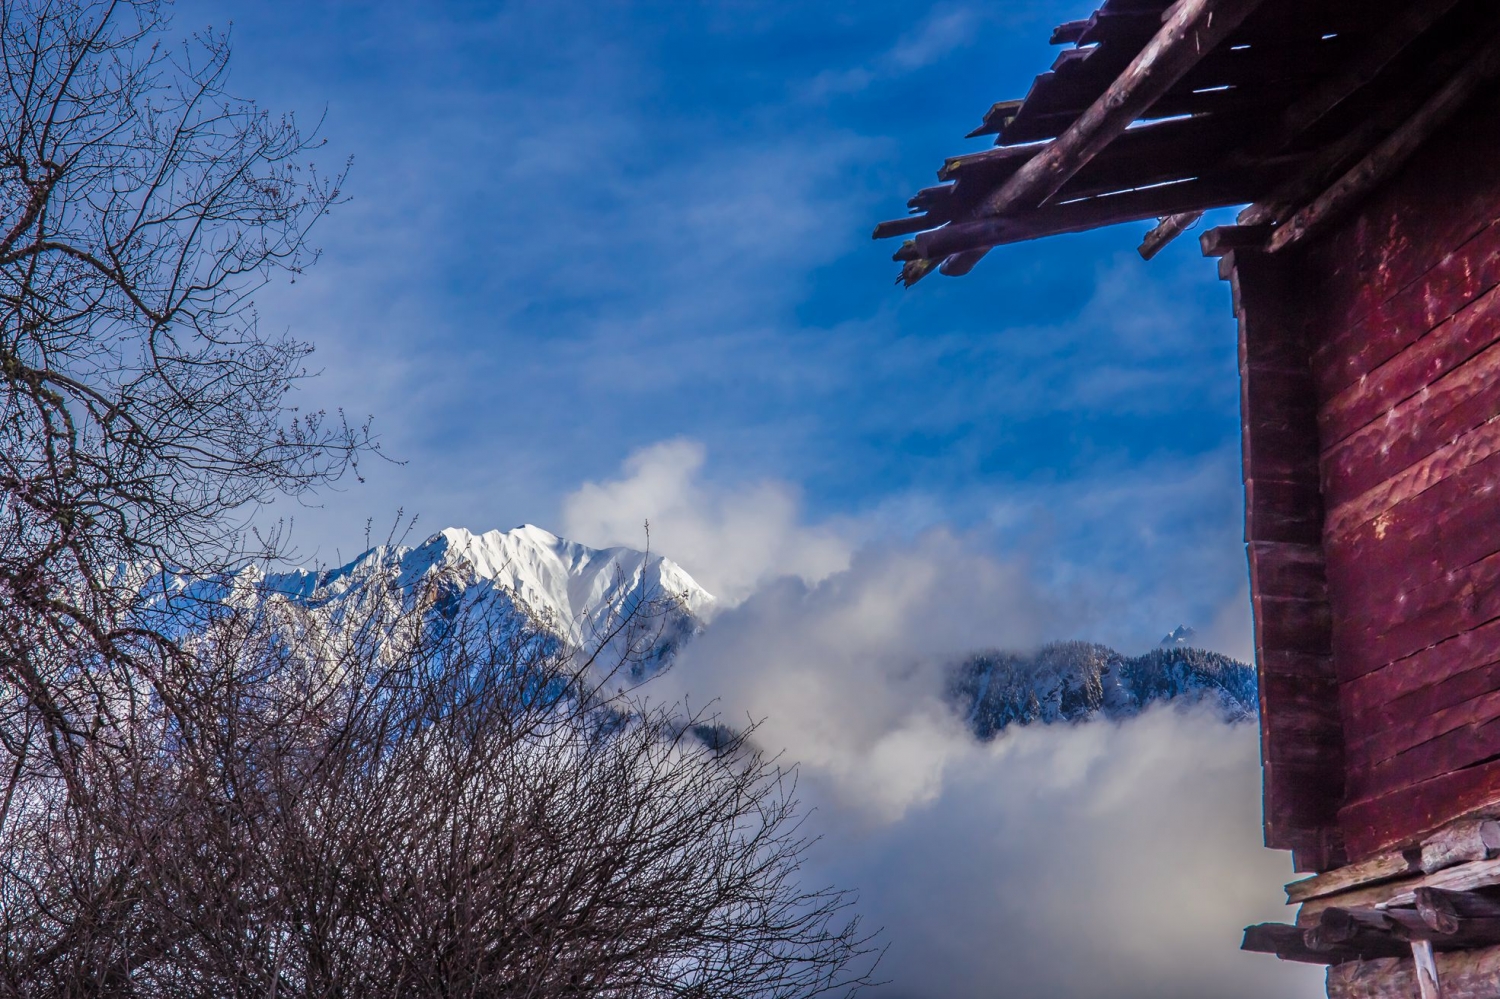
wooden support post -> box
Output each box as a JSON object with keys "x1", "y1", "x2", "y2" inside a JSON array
[{"x1": 1412, "y1": 939, "x2": 1443, "y2": 999}]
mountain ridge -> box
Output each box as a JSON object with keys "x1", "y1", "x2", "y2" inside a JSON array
[{"x1": 154, "y1": 524, "x2": 1257, "y2": 737}]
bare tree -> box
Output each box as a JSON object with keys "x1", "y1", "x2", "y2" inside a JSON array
[
  {"x1": 0, "y1": 0, "x2": 366, "y2": 800},
  {"x1": 0, "y1": 575, "x2": 880, "y2": 999}
]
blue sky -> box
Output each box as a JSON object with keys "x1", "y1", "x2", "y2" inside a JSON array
[
  {"x1": 177, "y1": 0, "x2": 1250, "y2": 655},
  {"x1": 155, "y1": 5, "x2": 1330, "y2": 995}
]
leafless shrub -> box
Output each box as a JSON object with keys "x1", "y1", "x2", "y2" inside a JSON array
[
  {"x1": 0, "y1": 581, "x2": 880, "y2": 999},
  {"x1": 0, "y1": 0, "x2": 368, "y2": 788}
]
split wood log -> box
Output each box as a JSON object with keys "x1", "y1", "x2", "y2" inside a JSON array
[
  {"x1": 1286, "y1": 848, "x2": 1422, "y2": 904},
  {"x1": 1297, "y1": 857, "x2": 1500, "y2": 927},
  {"x1": 1422, "y1": 820, "x2": 1500, "y2": 874},
  {"x1": 1328, "y1": 942, "x2": 1500, "y2": 999},
  {"x1": 1268, "y1": 30, "x2": 1500, "y2": 252}
]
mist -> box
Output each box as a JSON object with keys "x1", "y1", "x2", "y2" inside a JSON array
[{"x1": 564, "y1": 443, "x2": 1324, "y2": 999}]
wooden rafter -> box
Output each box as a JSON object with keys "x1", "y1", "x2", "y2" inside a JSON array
[
  {"x1": 1268, "y1": 28, "x2": 1500, "y2": 251},
  {"x1": 1139, "y1": 0, "x2": 1466, "y2": 256},
  {"x1": 899, "y1": 0, "x2": 1269, "y2": 285}
]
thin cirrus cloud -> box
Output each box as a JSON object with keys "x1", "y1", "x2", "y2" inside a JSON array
[{"x1": 153, "y1": 3, "x2": 1309, "y2": 995}]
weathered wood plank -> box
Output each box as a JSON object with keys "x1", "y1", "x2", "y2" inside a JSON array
[
  {"x1": 1341, "y1": 761, "x2": 1500, "y2": 859},
  {"x1": 1246, "y1": 476, "x2": 1325, "y2": 545},
  {"x1": 1343, "y1": 621, "x2": 1500, "y2": 727},
  {"x1": 1322, "y1": 342, "x2": 1500, "y2": 509},
  {"x1": 1287, "y1": 850, "x2": 1422, "y2": 904},
  {"x1": 1331, "y1": 551, "x2": 1500, "y2": 687},
  {"x1": 1347, "y1": 692, "x2": 1500, "y2": 800},
  {"x1": 1312, "y1": 218, "x2": 1500, "y2": 402},
  {"x1": 1320, "y1": 283, "x2": 1500, "y2": 450},
  {"x1": 1323, "y1": 417, "x2": 1500, "y2": 542},
  {"x1": 1261, "y1": 675, "x2": 1343, "y2": 766},
  {"x1": 1248, "y1": 540, "x2": 1327, "y2": 599},
  {"x1": 1323, "y1": 450, "x2": 1500, "y2": 615}
]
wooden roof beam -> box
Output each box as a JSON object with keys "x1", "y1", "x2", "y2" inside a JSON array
[
  {"x1": 977, "y1": 0, "x2": 1267, "y2": 219},
  {"x1": 1269, "y1": 29, "x2": 1500, "y2": 252},
  {"x1": 901, "y1": 0, "x2": 1268, "y2": 285},
  {"x1": 895, "y1": 175, "x2": 1254, "y2": 266},
  {"x1": 1142, "y1": 0, "x2": 1465, "y2": 258}
]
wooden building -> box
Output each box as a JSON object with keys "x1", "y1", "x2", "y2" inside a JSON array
[{"x1": 875, "y1": 0, "x2": 1500, "y2": 995}]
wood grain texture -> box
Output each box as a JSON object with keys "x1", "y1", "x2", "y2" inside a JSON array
[
  {"x1": 1341, "y1": 760, "x2": 1500, "y2": 859},
  {"x1": 1321, "y1": 343, "x2": 1500, "y2": 509},
  {"x1": 1323, "y1": 449, "x2": 1500, "y2": 613},
  {"x1": 1312, "y1": 218, "x2": 1500, "y2": 402},
  {"x1": 1323, "y1": 417, "x2": 1500, "y2": 543},
  {"x1": 1328, "y1": 940, "x2": 1500, "y2": 998},
  {"x1": 1320, "y1": 283, "x2": 1500, "y2": 449}
]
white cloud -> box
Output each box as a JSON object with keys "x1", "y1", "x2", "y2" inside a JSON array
[
  {"x1": 644, "y1": 534, "x2": 1319, "y2": 999},
  {"x1": 560, "y1": 439, "x2": 855, "y2": 605},
  {"x1": 802, "y1": 5, "x2": 984, "y2": 98}
]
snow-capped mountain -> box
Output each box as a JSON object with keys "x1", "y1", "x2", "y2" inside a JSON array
[
  {"x1": 259, "y1": 526, "x2": 713, "y2": 646},
  {"x1": 150, "y1": 526, "x2": 714, "y2": 672},
  {"x1": 948, "y1": 641, "x2": 1257, "y2": 738},
  {"x1": 154, "y1": 525, "x2": 1256, "y2": 736}
]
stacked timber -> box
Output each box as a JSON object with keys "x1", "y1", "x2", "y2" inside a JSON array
[{"x1": 1245, "y1": 817, "x2": 1500, "y2": 996}]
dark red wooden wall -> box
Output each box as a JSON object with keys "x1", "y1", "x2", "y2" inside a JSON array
[{"x1": 1231, "y1": 88, "x2": 1500, "y2": 869}]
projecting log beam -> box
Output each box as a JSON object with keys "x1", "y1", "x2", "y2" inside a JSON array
[
  {"x1": 1137, "y1": 211, "x2": 1202, "y2": 260},
  {"x1": 1327, "y1": 941, "x2": 1500, "y2": 999},
  {"x1": 1287, "y1": 850, "x2": 1423, "y2": 905},
  {"x1": 1306, "y1": 907, "x2": 1419, "y2": 957},
  {"x1": 1268, "y1": 30, "x2": 1500, "y2": 252},
  {"x1": 1418, "y1": 887, "x2": 1500, "y2": 939},
  {"x1": 899, "y1": 177, "x2": 1253, "y2": 267},
  {"x1": 1242, "y1": 922, "x2": 1355, "y2": 964},
  {"x1": 901, "y1": 0, "x2": 1268, "y2": 283}
]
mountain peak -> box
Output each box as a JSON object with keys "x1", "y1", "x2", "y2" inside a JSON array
[
  {"x1": 1159, "y1": 625, "x2": 1197, "y2": 647},
  {"x1": 267, "y1": 525, "x2": 715, "y2": 650}
]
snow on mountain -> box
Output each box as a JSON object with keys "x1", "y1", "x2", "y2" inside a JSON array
[
  {"x1": 150, "y1": 526, "x2": 714, "y2": 668},
  {"x1": 151, "y1": 525, "x2": 1256, "y2": 736},
  {"x1": 272, "y1": 525, "x2": 714, "y2": 647},
  {"x1": 1159, "y1": 624, "x2": 1198, "y2": 647},
  {"x1": 948, "y1": 641, "x2": 1257, "y2": 738}
]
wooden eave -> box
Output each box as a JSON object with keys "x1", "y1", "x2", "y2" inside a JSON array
[{"x1": 876, "y1": 0, "x2": 1500, "y2": 283}]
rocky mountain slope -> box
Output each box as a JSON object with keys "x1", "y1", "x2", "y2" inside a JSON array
[
  {"x1": 157, "y1": 525, "x2": 1257, "y2": 735},
  {"x1": 947, "y1": 640, "x2": 1257, "y2": 737}
]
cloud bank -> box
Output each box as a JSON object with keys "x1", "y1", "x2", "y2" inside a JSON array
[{"x1": 566, "y1": 442, "x2": 1322, "y2": 999}]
